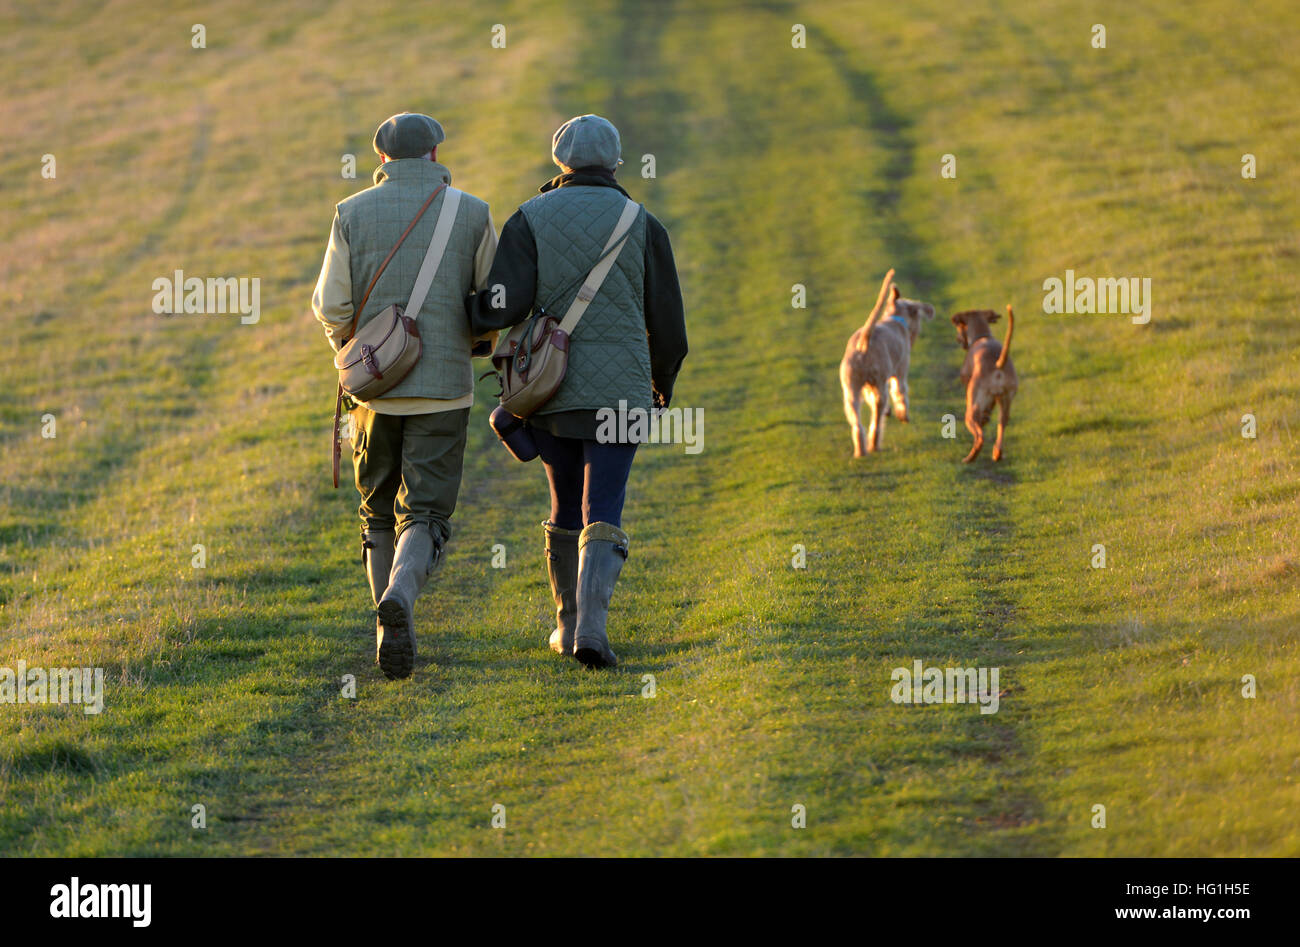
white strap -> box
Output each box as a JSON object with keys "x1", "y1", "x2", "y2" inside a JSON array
[
  {"x1": 405, "y1": 186, "x2": 463, "y2": 318},
  {"x1": 557, "y1": 198, "x2": 641, "y2": 335}
]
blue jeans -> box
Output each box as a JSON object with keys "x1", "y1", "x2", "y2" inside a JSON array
[{"x1": 531, "y1": 428, "x2": 637, "y2": 530}]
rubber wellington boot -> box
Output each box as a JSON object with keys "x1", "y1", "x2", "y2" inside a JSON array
[
  {"x1": 573, "y1": 522, "x2": 628, "y2": 669},
  {"x1": 362, "y1": 528, "x2": 396, "y2": 607},
  {"x1": 543, "y1": 522, "x2": 582, "y2": 656},
  {"x1": 375, "y1": 523, "x2": 439, "y2": 679},
  {"x1": 363, "y1": 527, "x2": 396, "y2": 663}
]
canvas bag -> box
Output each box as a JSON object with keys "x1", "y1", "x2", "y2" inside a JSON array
[{"x1": 490, "y1": 198, "x2": 641, "y2": 418}]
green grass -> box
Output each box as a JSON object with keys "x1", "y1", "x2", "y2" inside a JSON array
[{"x1": 1, "y1": 0, "x2": 1297, "y2": 856}]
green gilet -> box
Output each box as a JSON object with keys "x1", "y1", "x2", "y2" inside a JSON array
[
  {"x1": 521, "y1": 185, "x2": 651, "y2": 415},
  {"x1": 337, "y1": 160, "x2": 488, "y2": 401}
]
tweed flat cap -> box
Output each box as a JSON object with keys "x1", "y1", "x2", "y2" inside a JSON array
[
  {"x1": 551, "y1": 114, "x2": 622, "y2": 171},
  {"x1": 373, "y1": 112, "x2": 445, "y2": 159}
]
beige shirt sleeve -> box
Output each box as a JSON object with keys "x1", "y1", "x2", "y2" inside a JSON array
[
  {"x1": 471, "y1": 212, "x2": 500, "y2": 353},
  {"x1": 474, "y1": 212, "x2": 498, "y2": 291},
  {"x1": 312, "y1": 212, "x2": 353, "y2": 352}
]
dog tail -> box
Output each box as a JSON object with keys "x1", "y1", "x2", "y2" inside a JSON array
[
  {"x1": 996, "y1": 304, "x2": 1013, "y2": 369},
  {"x1": 855, "y1": 268, "x2": 896, "y2": 352}
]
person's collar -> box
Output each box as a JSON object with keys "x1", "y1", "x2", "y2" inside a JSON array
[
  {"x1": 373, "y1": 158, "x2": 452, "y2": 187},
  {"x1": 539, "y1": 166, "x2": 628, "y2": 196}
]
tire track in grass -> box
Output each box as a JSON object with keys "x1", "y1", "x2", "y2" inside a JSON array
[
  {"x1": 966, "y1": 0, "x2": 1300, "y2": 853},
  {"x1": 0, "y1": 91, "x2": 220, "y2": 578},
  {"x1": 792, "y1": 18, "x2": 1046, "y2": 845},
  {"x1": 537, "y1": 0, "x2": 784, "y2": 846}
]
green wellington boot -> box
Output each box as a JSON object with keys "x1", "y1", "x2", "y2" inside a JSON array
[
  {"x1": 573, "y1": 522, "x2": 628, "y2": 669},
  {"x1": 544, "y1": 522, "x2": 582, "y2": 656},
  {"x1": 362, "y1": 527, "x2": 396, "y2": 607},
  {"x1": 375, "y1": 523, "x2": 440, "y2": 680},
  {"x1": 363, "y1": 528, "x2": 395, "y2": 663}
]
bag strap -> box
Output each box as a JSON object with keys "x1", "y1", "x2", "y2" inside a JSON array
[
  {"x1": 344, "y1": 182, "x2": 447, "y2": 342},
  {"x1": 403, "y1": 187, "x2": 462, "y2": 319},
  {"x1": 556, "y1": 199, "x2": 642, "y2": 335}
]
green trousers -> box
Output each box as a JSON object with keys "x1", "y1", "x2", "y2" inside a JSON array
[{"x1": 350, "y1": 406, "x2": 470, "y2": 545}]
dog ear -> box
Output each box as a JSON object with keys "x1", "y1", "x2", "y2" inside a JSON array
[
  {"x1": 918, "y1": 302, "x2": 935, "y2": 320},
  {"x1": 950, "y1": 312, "x2": 965, "y2": 326}
]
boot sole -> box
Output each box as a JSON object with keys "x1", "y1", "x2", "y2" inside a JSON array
[
  {"x1": 574, "y1": 646, "x2": 617, "y2": 669},
  {"x1": 376, "y1": 601, "x2": 415, "y2": 680}
]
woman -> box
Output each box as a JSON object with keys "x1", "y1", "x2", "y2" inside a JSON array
[{"x1": 471, "y1": 114, "x2": 687, "y2": 668}]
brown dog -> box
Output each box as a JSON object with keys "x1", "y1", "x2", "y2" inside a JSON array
[
  {"x1": 840, "y1": 268, "x2": 935, "y2": 456},
  {"x1": 951, "y1": 305, "x2": 1017, "y2": 463}
]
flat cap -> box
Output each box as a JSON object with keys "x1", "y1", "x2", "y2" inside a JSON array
[
  {"x1": 373, "y1": 112, "x2": 445, "y2": 159},
  {"x1": 551, "y1": 114, "x2": 622, "y2": 171}
]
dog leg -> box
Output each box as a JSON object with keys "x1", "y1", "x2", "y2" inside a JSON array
[
  {"x1": 992, "y1": 396, "x2": 1010, "y2": 462},
  {"x1": 865, "y1": 390, "x2": 881, "y2": 452},
  {"x1": 962, "y1": 404, "x2": 984, "y2": 463},
  {"x1": 843, "y1": 383, "x2": 866, "y2": 458},
  {"x1": 870, "y1": 393, "x2": 887, "y2": 451},
  {"x1": 888, "y1": 376, "x2": 910, "y2": 423}
]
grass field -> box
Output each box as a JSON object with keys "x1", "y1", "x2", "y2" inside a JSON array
[{"x1": 1, "y1": 0, "x2": 1297, "y2": 856}]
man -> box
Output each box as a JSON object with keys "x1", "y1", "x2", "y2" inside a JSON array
[
  {"x1": 470, "y1": 114, "x2": 687, "y2": 668},
  {"x1": 313, "y1": 112, "x2": 497, "y2": 680}
]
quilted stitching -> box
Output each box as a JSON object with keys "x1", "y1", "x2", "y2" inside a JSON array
[
  {"x1": 338, "y1": 164, "x2": 489, "y2": 400},
  {"x1": 521, "y1": 187, "x2": 651, "y2": 414}
]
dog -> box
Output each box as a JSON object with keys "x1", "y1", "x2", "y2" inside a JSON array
[
  {"x1": 839, "y1": 268, "x2": 935, "y2": 457},
  {"x1": 950, "y1": 305, "x2": 1017, "y2": 463}
]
